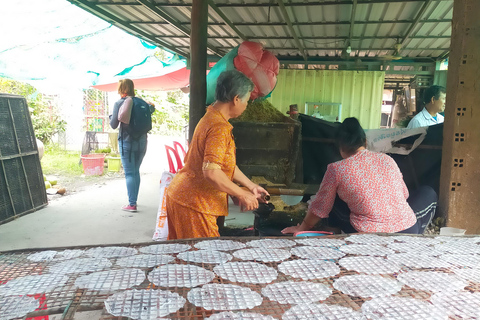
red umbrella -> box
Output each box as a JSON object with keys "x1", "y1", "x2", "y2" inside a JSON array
[{"x1": 92, "y1": 67, "x2": 191, "y2": 92}]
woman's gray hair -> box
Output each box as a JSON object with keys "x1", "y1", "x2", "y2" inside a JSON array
[{"x1": 215, "y1": 70, "x2": 254, "y2": 103}]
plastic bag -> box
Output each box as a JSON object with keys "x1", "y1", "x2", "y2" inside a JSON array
[
  {"x1": 365, "y1": 127, "x2": 427, "y2": 155},
  {"x1": 206, "y1": 41, "x2": 279, "y2": 105},
  {"x1": 152, "y1": 171, "x2": 175, "y2": 241}
]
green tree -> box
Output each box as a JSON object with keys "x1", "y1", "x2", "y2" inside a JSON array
[
  {"x1": 136, "y1": 89, "x2": 188, "y2": 136},
  {"x1": 0, "y1": 77, "x2": 67, "y2": 143}
]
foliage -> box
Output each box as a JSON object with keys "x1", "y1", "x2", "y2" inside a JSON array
[
  {"x1": 0, "y1": 77, "x2": 67, "y2": 143},
  {"x1": 136, "y1": 89, "x2": 189, "y2": 136},
  {"x1": 231, "y1": 99, "x2": 287, "y2": 123},
  {"x1": 41, "y1": 143, "x2": 83, "y2": 176}
]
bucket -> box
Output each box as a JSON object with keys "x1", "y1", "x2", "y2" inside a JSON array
[
  {"x1": 81, "y1": 154, "x2": 105, "y2": 176},
  {"x1": 106, "y1": 156, "x2": 121, "y2": 172},
  {"x1": 439, "y1": 227, "x2": 466, "y2": 236}
]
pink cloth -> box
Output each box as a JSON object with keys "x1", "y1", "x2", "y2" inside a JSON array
[
  {"x1": 309, "y1": 149, "x2": 416, "y2": 233},
  {"x1": 118, "y1": 96, "x2": 133, "y2": 124}
]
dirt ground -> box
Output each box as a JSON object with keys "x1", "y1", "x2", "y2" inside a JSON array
[{"x1": 46, "y1": 171, "x2": 125, "y2": 202}]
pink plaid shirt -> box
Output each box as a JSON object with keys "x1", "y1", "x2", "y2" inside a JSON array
[{"x1": 309, "y1": 149, "x2": 416, "y2": 233}]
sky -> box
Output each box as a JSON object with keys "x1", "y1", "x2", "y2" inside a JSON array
[{"x1": 0, "y1": 0, "x2": 182, "y2": 93}]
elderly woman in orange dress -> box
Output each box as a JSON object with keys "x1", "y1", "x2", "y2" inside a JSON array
[{"x1": 166, "y1": 70, "x2": 269, "y2": 239}]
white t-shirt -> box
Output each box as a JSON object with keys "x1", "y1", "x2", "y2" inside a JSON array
[{"x1": 407, "y1": 108, "x2": 444, "y2": 129}]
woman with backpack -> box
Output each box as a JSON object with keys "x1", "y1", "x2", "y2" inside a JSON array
[
  {"x1": 165, "y1": 70, "x2": 270, "y2": 239},
  {"x1": 110, "y1": 79, "x2": 153, "y2": 212}
]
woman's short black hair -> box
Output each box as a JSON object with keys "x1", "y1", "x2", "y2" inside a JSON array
[
  {"x1": 215, "y1": 70, "x2": 254, "y2": 103},
  {"x1": 335, "y1": 117, "x2": 366, "y2": 155},
  {"x1": 424, "y1": 85, "x2": 446, "y2": 105}
]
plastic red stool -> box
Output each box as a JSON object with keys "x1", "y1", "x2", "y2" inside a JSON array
[
  {"x1": 173, "y1": 141, "x2": 187, "y2": 159},
  {"x1": 165, "y1": 145, "x2": 183, "y2": 173}
]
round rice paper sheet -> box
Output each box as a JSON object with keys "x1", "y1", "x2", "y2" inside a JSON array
[
  {"x1": 340, "y1": 244, "x2": 394, "y2": 257},
  {"x1": 339, "y1": 256, "x2": 401, "y2": 274},
  {"x1": 261, "y1": 281, "x2": 332, "y2": 304},
  {"x1": 434, "y1": 243, "x2": 480, "y2": 255},
  {"x1": 344, "y1": 234, "x2": 394, "y2": 245},
  {"x1": 291, "y1": 246, "x2": 345, "y2": 260},
  {"x1": 0, "y1": 295, "x2": 39, "y2": 320},
  {"x1": 177, "y1": 250, "x2": 232, "y2": 264},
  {"x1": 294, "y1": 238, "x2": 346, "y2": 247},
  {"x1": 278, "y1": 259, "x2": 340, "y2": 280},
  {"x1": 148, "y1": 264, "x2": 215, "y2": 288},
  {"x1": 195, "y1": 240, "x2": 246, "y2": 251},
  {"x1": 54, "y1": 249, "x2": 85, "y2": 260},
  {"x1": 397, "y1": 271, "x2": 467, "y2": 293},
  {"x1": 438, "y1": 254, "x2": 480, "y2": 268},
  {"x1": 116, "y1": 254, "x2": 174, "y2": 268},
  {"x1": 246, "y1": 239, "x2": 296, "y2": 249},
  {"x1": 206, "y1": 311, "x2": 276, "y2": 320},
  {"x1": 139, "y1": 243, "x2": 191, "y2": 255},
  {"x1": 49, "y1": 258, "x2": 112, "y2": 274},
  {"x1": 436, "y1": 236, "x2": 480, "y2": 244},
  {"x1": 233, "y1": 248, "x2": 291, "y2": 263},
  {"x1": 387, "y1": 242, "x2": 439, "y2": 256},
  {"x1": 390, "y1": 236, "x2": 440, "y2": 246},
  {"x1": 75, "y1": 268, "x2": 145, "y2": 291},
  {"x1": 188, "y1": 284, "x2": 262, "y2": 310},
  {"x1": 387, "y1": 253, "x2": 452, "y2": 269},
  {"x1": 85, "y1": 246, "x2": 138, "y2": 258},
  {"x1": 431, "y1": 291, "x2": 480, "y2": 319},
  {"x1": 0, "y1": 273, "x2": 69, "y2": 296},
  {"x1": 362, "y1": 296, "x2": 447, "y2": 320},
  {"x1": 452, "y1": 268, "x2": 480, "y2": 283},
  {"x1": 282, "y1": 303, "x2": 363, "y2": 320},
  {"x1": 333, "y1": 275, "x2": 402, "y2": 298},
  {"x1": 27, "y1": 250, "x2": 57, "y2": 262},
  {"x1": 104, "y1": 289, "x2": 185, "y2": 319},
  {"x1": 214, "y1": 262, "x2": 277, "y2": 284}
]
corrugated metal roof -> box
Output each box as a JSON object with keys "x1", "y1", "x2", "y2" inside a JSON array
[{"x1": 67, "y1": 0, "x2": 453, "y2": 62}]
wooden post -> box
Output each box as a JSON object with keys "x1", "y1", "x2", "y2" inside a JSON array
[
  {"x1": 188, "y1": 0, "x2": 208, "y2": 141},
  {"x1": 439, "y1": 0, "x2": 480, "y2": 233}
]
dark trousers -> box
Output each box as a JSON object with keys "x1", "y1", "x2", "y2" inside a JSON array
[{"x1": 328, "y1": 186, "x2": 437, "y2": 234}]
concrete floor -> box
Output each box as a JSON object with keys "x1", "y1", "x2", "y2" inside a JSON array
[{"x1": 0, "y1": 135, "x2": 254, "y2": 252}]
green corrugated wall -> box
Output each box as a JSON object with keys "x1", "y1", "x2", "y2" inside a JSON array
[{"x1": 269, "y1": 70, "x2": 385, "y2": 129}]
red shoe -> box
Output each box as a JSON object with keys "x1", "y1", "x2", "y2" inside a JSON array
[{"x1": 122, "y1": 204, "x2": 137, "y2": 212}]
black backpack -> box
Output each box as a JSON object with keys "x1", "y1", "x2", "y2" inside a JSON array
[{"x1": 122, "y1": 97, "x2": 153, "y2": 139}]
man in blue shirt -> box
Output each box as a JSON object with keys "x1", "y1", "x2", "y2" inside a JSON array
[{"x1": 407, "y1": 85, "x2": 446, "y2": 129}]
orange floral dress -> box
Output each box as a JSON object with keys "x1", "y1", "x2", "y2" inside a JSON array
[{"x1": 166, "y1": 106, "x2": 236, "y2": 239}]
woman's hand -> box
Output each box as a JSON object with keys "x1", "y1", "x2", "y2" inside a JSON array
[
  {"x1": 250, "y1": 185, "x2": 270, "y2": 203},
  {"x1": 237, "y1": 189, "x2": 259, "y2": 212},
  {"x1": 281, "y1": 223, "x2": 302, "y2": 235}
]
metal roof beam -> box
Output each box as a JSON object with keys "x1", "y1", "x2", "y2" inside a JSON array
[
  {"x1": 207, "y1": 54, "x2": 437, "y2": 64},
  {"x1": 67, "y1": 0, "x2": 189, "y2": 57},
  {"x1": 157, "y1": 35, "x2": 451, "y2": 40},
  {"x1": 110, "y1": 0, "x2": 450, "y2": 7},
  {"x1": 400, "y1": 0, "x2": 434, "y2": 46},
  {"x1": 178, "y1": 46, "x2": 450, "y2": 51},
  {"x1": 132, "y1": 19, "x2": 451, "y2": 26},
  {"x1": 346, "y1": 0, "x2": 358, "y2": 50},
  {"x1": 275, "y1": 0, "x2": 307, "y2": 61},
  {"x1": 135, "y1": 0, "x2": 224, "y2": 56},
  {"x1": 207, "y1": 0, "x2": 247, "y2": 41}
]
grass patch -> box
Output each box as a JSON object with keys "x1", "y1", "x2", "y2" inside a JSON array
[{"x1": 41, "y1": 144, "x2": 84, "y2": 176}]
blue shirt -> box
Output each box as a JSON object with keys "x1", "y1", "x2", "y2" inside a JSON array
[{"x1": 407, "y1": 108, "x2": 444, "y2": 129}]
